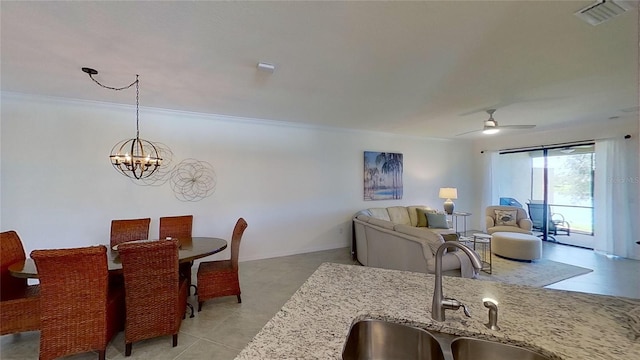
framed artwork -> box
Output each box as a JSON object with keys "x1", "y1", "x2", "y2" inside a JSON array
[{"x1": 364, "y1": 151, "x2": 403, "y2": 200}]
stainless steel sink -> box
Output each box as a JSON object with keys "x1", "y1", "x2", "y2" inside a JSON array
[
  {"x1": 342, "y1": 319, "x2": 446, "y2": 360},
  {"x1": 343, "y1": 320, "x2": 554, "y2": 360},
  {"x1": 451, "y1": 337, "x2": 551, "y2": 360}
]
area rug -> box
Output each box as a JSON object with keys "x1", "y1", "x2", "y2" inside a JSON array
[{"x1": 475, "y1": 256, "x2": 593, "y2": 287}]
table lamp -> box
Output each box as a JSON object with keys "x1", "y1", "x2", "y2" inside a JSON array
[{"x1": 439, "y1": 187, "x2": 458, "y2": 215}]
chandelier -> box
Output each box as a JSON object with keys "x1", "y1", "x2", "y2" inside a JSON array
[{"x1": 82, "y1": 67, "x2": 162, "y2": 179}]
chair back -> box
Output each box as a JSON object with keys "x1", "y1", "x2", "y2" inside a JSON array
[
  {"x1": 110, "y1": 218, "x2": 151, "y2": 248},
  {"x1": 118, "y1": 239, "x2": 182, "y2": 343},
  {"x1": 31, "y1": 246, "x2": 110, "y2": 360},
  {"x1": 230, "y1": 218, "x2": 248, "y2": 270},
  {"x1": 485, "y1": 206, "x2": 528, "y2": 222},
  {"x1": 0, "y1": 230, "x2": 28, "y2": 300},
  {"x1": 159, "y1": 215, "x2": 193, "y2": 239},
  {"x1": 526, "y1": 203, "x2": 554, "y2": 230}
]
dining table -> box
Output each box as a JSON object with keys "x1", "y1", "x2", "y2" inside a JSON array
[{"x1": 8, "y1": 237, "x2": 228, "y2": 279}]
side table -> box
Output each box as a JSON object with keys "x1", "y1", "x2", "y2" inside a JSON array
[
  {"x1": 471, "y1": 233, "x2": 492, "y2": 274},
  {"x1": 452, "y1": 212, "x2": 471, "y2": 236}
]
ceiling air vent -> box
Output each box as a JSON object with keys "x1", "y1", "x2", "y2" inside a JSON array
[{"x1": 574, "y1": 0, "x2": 635, "y2": 26}]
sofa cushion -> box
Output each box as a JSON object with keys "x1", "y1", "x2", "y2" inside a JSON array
[
  {"x1": 387, "y1": 206, "x2": 411, "y2": 225},
  {"x1": 368, "y1": 208, "x2": 391, "y2": 221},
  {"x1": 367, "y1": 217, "x2": 395, "y2": 230},
  {"x1": 494, "y1": 209, "x2": 517, "y2": 226},
  {"x1": 426, "y1": 213, "x2": 449, "y2": 229},
  {"x1": 394, "y1": 224, "x2": 444, "y2": 254}
]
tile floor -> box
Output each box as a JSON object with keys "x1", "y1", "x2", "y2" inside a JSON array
[{"x1": 1, "y1": 243, "x2": 638, "y2": 359}]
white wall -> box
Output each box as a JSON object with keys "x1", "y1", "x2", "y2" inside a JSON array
[{"x1": 1, "y1": 93, "x2": 475, "y2": 262}]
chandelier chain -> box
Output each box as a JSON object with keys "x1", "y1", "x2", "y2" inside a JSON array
[
  {"x1": 87, "y1": 73, "x2": 137, "y2": 91},
  {"x1": 88, "y1": 72, "x2": 141, "y2": 138},
  {"x1": 136, "y1": 75, "x2": 140, "y2": 138}
]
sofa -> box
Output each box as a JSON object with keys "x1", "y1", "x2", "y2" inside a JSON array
[
  {"x1": 485, "y1": 205, "x2": 533, "y2": 235},
  {"x1": 352, "y1": 205, "x2": 477, "y2": 278}
]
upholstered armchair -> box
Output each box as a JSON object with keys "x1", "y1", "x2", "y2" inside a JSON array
[{"x1": 485, "y1": 205, "x2": 533, "y2": 235}]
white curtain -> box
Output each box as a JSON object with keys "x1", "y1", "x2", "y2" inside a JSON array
[
  {"x1": 593, "y1": 137, "x2": 640, "y2": 260},
  {"x1": 479, "y1": 151, "x2": 499, "y2": 231}
]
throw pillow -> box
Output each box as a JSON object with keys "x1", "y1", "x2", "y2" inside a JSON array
[
  {"x1": 416, "y1": 208, "x2": 429, "y2": 227},
  {"x1": 426, "y1": 213, "x2": 449, "y2": 229},
  {"x1": 494, "y1": 209, "x2": 517, "y2": 226}
]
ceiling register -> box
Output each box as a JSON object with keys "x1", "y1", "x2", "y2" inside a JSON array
[{"x1": 82, "y1": 67, "x2": 162, "y2": 179}]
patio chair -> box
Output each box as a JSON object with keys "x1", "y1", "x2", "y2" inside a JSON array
[
  {"x1": 118, "y1": 238, "x2": 188, "y2": 356},
  {"x1": 197, "y1": 218, "x2": 248, "y2": 311},
  {"x1": 0, "y1": 230, "x2": 40, "y2": 335},
  {"x1": 31, "y1": 245, "x2": 124, "y2": 360},
  {"x1": 526, "y1": 202, "x2": 571, "y2": 241}
]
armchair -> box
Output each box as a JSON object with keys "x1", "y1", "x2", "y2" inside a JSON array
[{"x1": 485, "y1": 205, "x2": 533, "y2": 235}]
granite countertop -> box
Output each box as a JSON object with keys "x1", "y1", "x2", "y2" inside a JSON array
[{"x1": 235, "y1": 262, "x2": 640, "y2": 359}]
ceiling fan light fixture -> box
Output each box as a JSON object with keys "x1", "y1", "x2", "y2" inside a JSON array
[{"x1": 482, "y1": 128, "x2": 500, "y2": 135}]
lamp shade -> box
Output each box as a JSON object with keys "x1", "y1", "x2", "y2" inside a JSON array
[{"x1": 439, "y1": 188, "x2": 458, "y2": 200}]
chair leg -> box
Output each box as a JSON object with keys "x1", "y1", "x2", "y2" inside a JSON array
[
  {"x1": 173, "y1": 334, "x2": 178, "y2": 347},
  {"x1": 198, "y1": 301, "x2": 203, "y2": 312},
  {"x1": 125, "y1": 343, "x2": 132, "y2": 356},
  {"x1": 237, "y1": 294, "x2": 242, "y2": 303},
  {"x1": 186, "y1": 303, "x2": 195, "y2": 318},
  {"x1": 98, "y1": 350, "x2": 106, "y2": 360},
  {"x1": 190, "y1": 284, "x2": 198, "y2": 296}
]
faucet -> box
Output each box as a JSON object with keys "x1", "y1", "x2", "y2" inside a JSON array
[
  {"x1": 431, "y1": 242, "x2": 483, "y2": 321},
  {"x1": 483, "y1": 298, "x2": 501, "y2": 330}
]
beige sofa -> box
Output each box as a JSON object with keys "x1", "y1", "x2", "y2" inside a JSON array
[{"x1": 352, "y1": 205, "x2": 477, "y2": 277}]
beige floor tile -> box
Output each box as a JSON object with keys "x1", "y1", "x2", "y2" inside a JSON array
[{"x1": 173, "y1": 339, "x2": 239, "y2": 360}]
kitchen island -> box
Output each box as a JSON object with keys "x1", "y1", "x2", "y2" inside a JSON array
[{"x1": 235, "y1": 263, "x2": 639, "y2": 359}]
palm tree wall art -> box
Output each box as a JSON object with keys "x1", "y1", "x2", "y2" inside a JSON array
[{"x1": 364, "y1": 151, "x2": 403, "y2": 200}]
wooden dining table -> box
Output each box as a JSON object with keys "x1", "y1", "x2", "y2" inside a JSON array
[{"x1": 9, "y1": 237, "x2": 228, "y2": 279}]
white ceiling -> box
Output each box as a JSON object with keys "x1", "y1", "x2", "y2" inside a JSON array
[{"x1": 1, "y1": 1, "x2": 638, "y2": 139}]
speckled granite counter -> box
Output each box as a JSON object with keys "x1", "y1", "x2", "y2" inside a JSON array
[{"x1": 235, "y1": 263, "x2": 640, "y2": 359}]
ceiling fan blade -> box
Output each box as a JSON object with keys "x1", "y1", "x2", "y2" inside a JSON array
[
  {"x1": 496, "y1": 124, "x2": 536, "y2": 129},
  {"x1": 455, "y1": 128, "x2": 483, "y2": 136}
]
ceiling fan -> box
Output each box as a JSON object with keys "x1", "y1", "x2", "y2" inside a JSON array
[{"x1": 456, "y1": 109, "x2": 536, "y2": 136}]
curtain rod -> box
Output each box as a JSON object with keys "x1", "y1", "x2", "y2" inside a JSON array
[{"x1": 480, "y1": 134, "x2": 632, "y2": 154}]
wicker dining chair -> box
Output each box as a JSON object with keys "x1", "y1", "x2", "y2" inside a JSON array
[
  {"x1": 197, "y1": 218, "x2": 248, "y2": 311},
  {"x1": 159, "y1": 215, "x2": 196, "y2": 295},
  {"x1": 118, "y1": 239, "x2": 188, "y2": 356},
  {"x1": 0, "y1": 230, "x2": 40, "y2": 335},
  {"x1": 110, "y1": 218, "x2": 151, "y2": 249},
  {"x1": 109, "y1": 218, "x2": 151, "y2": 288},
  {"x1": 31, "y1": 245, "x2": 125, "y2": 360}
]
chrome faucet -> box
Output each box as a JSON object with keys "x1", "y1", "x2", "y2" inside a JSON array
[
  {"x1": 431, "y1": 242, "x2": 483, "y2": 321},
  {"x1": 483, "y1": 298, "x2": 501, "y2": 330}
]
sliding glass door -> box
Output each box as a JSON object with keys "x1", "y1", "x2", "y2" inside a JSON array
[{"x1": 494, "y1": 144, "x2": 595, "y2": 248}]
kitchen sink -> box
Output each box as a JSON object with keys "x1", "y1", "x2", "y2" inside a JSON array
[
  {"x1": 342, "y1": 319, "x2": 446, "y2": 360},
  {"x1": 342, "y1": 319, "x2": 553, "y2": 360},
  {"x1": 451, "y1": 337, "x2": 552, "y2": 360}
]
